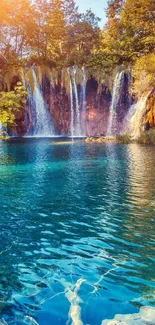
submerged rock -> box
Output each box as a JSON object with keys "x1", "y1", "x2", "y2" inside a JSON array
[
  {"x1": 101, "y1": 306, "x2": 155, "y2": 325},
  {"x1": 85, "y1": 136, "x2": 116, "y2": 143}
]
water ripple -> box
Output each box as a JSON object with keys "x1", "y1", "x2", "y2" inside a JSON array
[{"x1": 0, "y1": 140, "x2": 155, "y2": 324}]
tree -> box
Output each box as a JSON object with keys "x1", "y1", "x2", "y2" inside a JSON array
[
  {"x1": 120, "y1": 0, "x2": 155, "y2": 58},
  {"x1": 102, "y1": 0, "x2": 124, "y2": 62},
  {"x1": 62, "y1": 0, "x2": 80, "y2": 25},
  {"x1": 45, "y1": 0, "x2": 66, "y2": 62},
  {"x1": 0, "y1": 0, "x2": 102, "y2": 66},
  {"x1": 65, "y1": 9, "x2": 101, "y2": 65},
  {"x1": 0, "y1": 82, "x2": 27, "y2": 129},
  {"x1": 0, "y1": 0, "x2": 35, "y2": 61},
  {"x1": 102, "y1": 0, "x2": 155, "y2": 62}
]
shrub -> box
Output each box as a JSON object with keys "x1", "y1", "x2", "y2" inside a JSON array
[
  {"x1": 116, "y1": 133, "x2": 132, "y2": 144},
  {"x1": 0, "y1": 82, "x2": 27, "y2": 128},
  {"x1": 138, "y1": 129, "x2": 155, "y2": 145}
]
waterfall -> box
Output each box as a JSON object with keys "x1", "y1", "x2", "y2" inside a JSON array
[
  {"x1": 26, "y1": 85, "x2": 35, "y2": 135},
  {"x1": 68, "y1": 69, "x2": 74, "y2": 138},
  {"x1": 50, "y1": 75, "x2": 55, "y2": 113},
  {"x1": 106, "y1": 71, "x2": 125, "y2": 136},
  {"x1": 67, "y1": 67, "x2": 87, "y2": 137},
  {"x1": 38, "y1": 66, "x2": 43, "y2": 90},
  {"x1": 50, "y1": 75, "x2": 55, "y2": 92},
  {"x1": 81, "y1": 66, "x2": 86, "y2": 136},
  {"x1": 27, "y1": 69, "x2": 54, "y2": 137},
  {"x1": 72, "y1": 67, "x2": 81, "y2": 136},
  {"x1": 128, "y1": 95, "x2": 148, "y2": 139}
]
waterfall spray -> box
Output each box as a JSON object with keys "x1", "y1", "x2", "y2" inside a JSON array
[
  {"x1": 72, "y1": 67, "x2": 81, "y2": 136},
  {"x1": 68, "y1": 68, "x2": 74, "y2": 138},
  {"x1": 50, "y1": 75, "x2": 55, "y2": 93},
  {"x1": 81, "y1": 66, "x2": 86, "y2": 136},
  {"x1": 129, "y1": 95, "x2": 148, "y2": 139},
  {"x1": 106, "y1": 71, "x2": 125, "y2": 136},
  {"x1": 26, "y1": 85, "x2": 35, "y2": 135},
  {"x1": 27, "y1": 69, "x2": 54, "y2": 137},
  {"x1": 50, "y1": 75, "x2": 55, "y2": 112}
]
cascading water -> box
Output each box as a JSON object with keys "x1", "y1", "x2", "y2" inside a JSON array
[
  {"x1": 68, "y1": 68, "x2": 74, "y2": 138},
  {"x1": 50, "y1": 75, "x2": 55, "y2": 113},
  {"x1": 20, "y1": 69, "x2": 29, "y2": 135},
  {"x1": 38, "y1": 66, "x2": 43, "y2": 90},
  {"x1": 81, "y1": 66, "x2": 86, "y2": 136},
  {"x1": 26, "y1": 85, "x2": 35, "y2": 135},
  {"x1": 72, "y1": 67, "x2": 81, "y2": 136},
  {"x1": 68, "y1": 67, "x2": 86, "y2": 137},
  {"x1": 50, "y1": 75, "x2": 55, "y2": 93},
  {"x1": 27, "y1": 69, "x2": 54, "y2": 137},
  {"x1": 128, "y1": 95, "x2": 149, "y2": 139},
  {"x1": 106, "y1": 71, "x2": 125, "y2": 136}
]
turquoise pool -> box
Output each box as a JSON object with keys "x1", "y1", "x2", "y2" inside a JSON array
[{"x1": 0, "y1": 139, "x2": 155, "y2": 324}]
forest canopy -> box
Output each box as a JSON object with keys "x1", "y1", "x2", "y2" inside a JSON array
[
  {"x1": 0, "y1": 0, "x2": 101, "y2": 66},
  {"x1": 0, "y1": 0, "x2": 154, "y2": 69}
]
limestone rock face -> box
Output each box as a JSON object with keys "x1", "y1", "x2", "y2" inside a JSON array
[
  {"x1": 48, "y1": 87, "x2": 71, "y2": 135},
  {"x1": 85, "y1": 88, "x2": 110, "y2": 137},
  {"x1": 9, "y1": 80, "x2": 112, "y2": 137},
  {"x1": 44, "y1": 78, "x2": 112, "y2": 136},
  {"x1": 8, "y1": 72, "x2": 131, "y2": 137}
]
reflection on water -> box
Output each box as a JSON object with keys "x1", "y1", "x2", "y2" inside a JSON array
[{"x1": 0, "y1": 139, "x2": 155, "y2": 325}]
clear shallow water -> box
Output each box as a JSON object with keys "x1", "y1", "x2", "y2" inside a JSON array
[{"x1": 0, "y1": 139, "x2": 155, "y2": 325}]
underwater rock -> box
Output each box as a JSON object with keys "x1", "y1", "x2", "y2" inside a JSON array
[{"x1": 101, "y1": 306, "x2": 155, "y2": 325}]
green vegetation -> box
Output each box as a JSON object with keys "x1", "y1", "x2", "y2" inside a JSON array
[
  {"x1": 0, "y1": 82, "x2": 27, "y2": 128},
  {"x1": 84, "y1": 131, "x2": 155, "y2": 146},
  {"x1": 0, "y1": 0, "x2": 154, "y2": 71},
  {"x1": 0, "y1": 132, "x2": 8, "y2": 140},
  {"x1": 0, "y1": 0, "x2": 100, "y2": 67},
  {"x1": 116, "y1": 133, "x2": 132, "y2": 144},
  {"x1": 103, "y1": 0, "x2": 155, "y2": 62},
  {"x1": 132, "y1": 54, "x2": 155, "y2": 97},
  {"x1": 116, "y1": 130, "x2": 155, "y2": 145},
  {"x1": 137, "y1": 130, "x2": 155, "y2": 145}
]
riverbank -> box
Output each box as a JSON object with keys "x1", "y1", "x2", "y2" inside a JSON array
[
  {"x1": 1, "y1": 129, "x2": 155, "y2": 146},
  {"x1": 84, "y1": 130, "x2": 155, "y2": 145}
]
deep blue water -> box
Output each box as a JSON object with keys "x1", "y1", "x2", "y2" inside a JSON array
[{"x1": 0, "y1": 139, "x2": 155, "y2": 325}]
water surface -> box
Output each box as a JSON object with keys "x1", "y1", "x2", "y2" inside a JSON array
[{"x1": 0, "y1": 139, "x2": 155, "y2": 324}]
